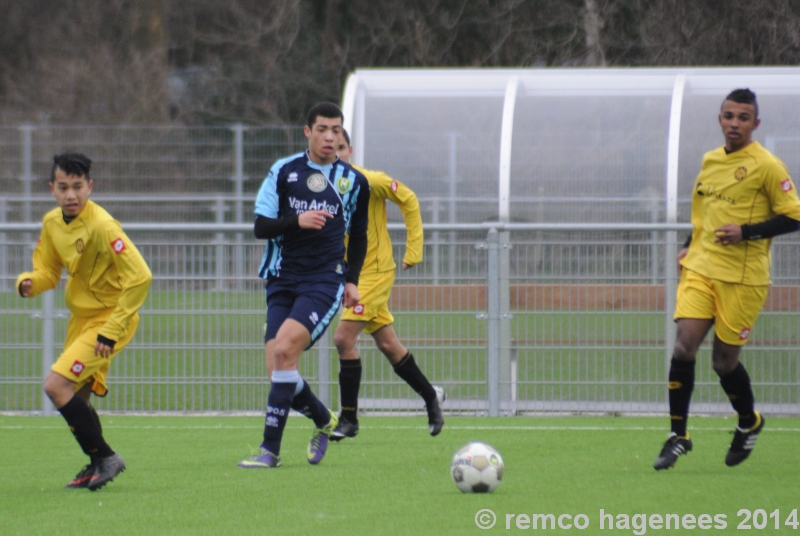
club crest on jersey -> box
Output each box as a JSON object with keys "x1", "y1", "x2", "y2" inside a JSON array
[
  {"x1": 336, "y1": 176, "x2": 351, "y2": 195},
  {"x1": 739, "y1": 327, "x2": 751, "y2": 340},
  {"x1": 734, "y1": 167, "x2": 747, "y2": 181},
  {"x1": 111, "y1": 238, "x2": 126, "y2": 254},
  {"x1": 782, "y1": 178, "x2": 793, "y2": 192},
  {"x1": 307, "y1": 173, "x2": 328, "y2": 193},
  {"x1": 75, "y1": 238, "x2": 84, "y2": 253},
  {"x1": 70, "y1": 360, "x2": 85, "y2": 376},
  {"x1": 353, "y1": 303, "x2": 365, "y2": 315}
]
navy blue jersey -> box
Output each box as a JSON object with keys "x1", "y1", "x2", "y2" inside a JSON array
[{"x1": 255, "y1": 151, "x2": 370, "y2": 280}]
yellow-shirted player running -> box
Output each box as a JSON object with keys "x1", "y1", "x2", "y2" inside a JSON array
[
  {"x1": 331, "y1": 130, "x2": 444, "y2": 440},
  {"x1": 654, "y1": 89, "x2": 800, "y2": 470},
  {"x1": 17, "y1": 153, "x2": 152, "y2": 490}
]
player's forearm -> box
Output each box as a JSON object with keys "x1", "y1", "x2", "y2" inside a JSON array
[
  {"x1": 741, "y1": 214, "x2": 800, "y2": 240},
  {"x1": 254, "y1": 214, "x2": 299, "y2": 239},
  {"x1": 99, "y1": 277, "x2": 151, "y2": 341},
  {"x1": 15, "y1": 271, "x2": 59, "y2": 297},
  {"x1": 345, "y1": 232, "x2": 367, "y2": 285}
]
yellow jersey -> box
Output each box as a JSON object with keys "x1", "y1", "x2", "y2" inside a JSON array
[
  {"x1": 681, "y1": 141, "x2": 800, "y2": 285},
  {"x1": 349, "y1": 164, "x2": 423, "y2": 274},
  {"x1": 16, "y1": 200, "x2": 152, "y2": 341}
]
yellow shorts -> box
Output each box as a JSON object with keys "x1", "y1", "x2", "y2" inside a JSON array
[
  {"x1": 674, "y1": 269, "x2": 768, "y2": 346},
  {"x1": 51, "y1": 313, "x2": 139, "y2": 396},
  {"x1": 341, "y1": 270, "x2": 395, "y2": 334}
]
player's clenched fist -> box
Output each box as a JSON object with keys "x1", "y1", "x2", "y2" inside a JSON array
[
  {"x1": 298, "y1": 210, "x2": 333, "y2": 230},
  {"x1": 18, "y1": 279, "x2": 32, "y2": 297}
]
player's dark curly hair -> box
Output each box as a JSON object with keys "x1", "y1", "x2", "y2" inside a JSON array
[
  {"x1": 306, "y1": 102, "x2": 344, "y2": 128},
  {"x1": 724, "y1": 88, "x2": 758, "y2": 118},
  {"x1": 51, "y1": 152, "x2": 92, "y2": 182}
]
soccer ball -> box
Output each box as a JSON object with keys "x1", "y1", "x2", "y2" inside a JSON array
[{"x1": 450, "y1": 441, "x2": 504, "y2": 493}]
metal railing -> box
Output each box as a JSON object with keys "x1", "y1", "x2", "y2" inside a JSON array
[{"x1": 2, "y1": 222, "x2": 799, "y2": 417}]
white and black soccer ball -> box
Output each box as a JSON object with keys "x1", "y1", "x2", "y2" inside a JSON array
[{"x1": 450, "y1": 441, "x2": 504, "y2": 493}]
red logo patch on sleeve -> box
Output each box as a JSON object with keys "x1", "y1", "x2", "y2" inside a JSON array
[
  {"x1": 390, "y1": 180, "x2": 398, "y2": 193},
  {"x1": 353, "y1": 304, "x2": 365, "y2": 315},
  {"x1": 70, "y1": 360, "x2": 85, "y2": 376},
  {"x1": 781, "y1": 178, "x2": 793, "y2": 192},
  {"x1": 111, "y1": 238, "x2": 126, "y2": 254}
]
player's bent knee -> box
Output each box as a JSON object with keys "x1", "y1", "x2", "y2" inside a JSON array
[{"x1": 43, "y1": 372, "x2": 76, "y2": 407}]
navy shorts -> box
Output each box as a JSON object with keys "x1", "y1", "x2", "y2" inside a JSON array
[{"x1": 264, "y1": 277, "x2": 344, "y2": 347}]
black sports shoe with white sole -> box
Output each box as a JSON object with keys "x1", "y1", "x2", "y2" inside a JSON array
[
  {"x1": 653, "y1": 433, "x2": 692, "y2": 470},
  {"x1": 726, "y1": 412, "x2": 765, "y2": 467},
  {"x1": 330, "y1": 417, "x2": 359, "y2": 441}
]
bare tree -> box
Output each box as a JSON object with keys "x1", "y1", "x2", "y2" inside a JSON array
[{"x1": 2, "y1": 0, "x2": 800, "y2": 125}]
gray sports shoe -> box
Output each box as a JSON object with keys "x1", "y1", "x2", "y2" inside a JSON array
[{"x1": 88, "y1": 453, "x2": 126, "y2": 491}]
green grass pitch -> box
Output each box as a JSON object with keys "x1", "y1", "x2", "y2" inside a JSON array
[{"x1": 2, "y1": 415, "x2": 800, "y2": 535}]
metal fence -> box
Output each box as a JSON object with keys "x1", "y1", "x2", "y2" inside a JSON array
[{"x1": 2, "y1": 222, "x2": 798, "y2": 416}]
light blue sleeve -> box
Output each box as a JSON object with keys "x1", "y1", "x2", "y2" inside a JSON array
[{"x1": 254, "y1": 163, "x2": 281, "y2": 218}]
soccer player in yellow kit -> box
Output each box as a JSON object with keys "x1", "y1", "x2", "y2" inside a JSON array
[
  {"x1": 17, "y1": 153, "x2": 152, "y2": 490},
  {"x1": 330, "y1": 130, "x2": 444, "y2": 440},
  {"x1": 654, "y1": 89, "x2": 800, "y2": 470}
]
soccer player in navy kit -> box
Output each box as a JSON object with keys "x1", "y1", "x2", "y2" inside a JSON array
[{"x1": 238, "y1": 102, "x2": 370, "y2": 468}]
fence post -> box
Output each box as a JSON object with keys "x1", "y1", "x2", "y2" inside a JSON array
[
  {"x1": 0, "y1": 198, "x2": 7, "y2": 291},
  {"x1": 498, "y1": 231, "x2": 512, "y2": 414},
  {"x1": 431, "y1": 198, "x2": 440, "y2": 285},
  {"x1": 664, "y1": 231, "x2": 678, "y2": 373},
  {"x1": 41, "y1": 290, "x2": 55, "y2": 416},
  {"x1": 486, "y1": 228, "x2": 500, "y2": 417},
  {"x1": 230, "y1": 124, "x2": 248, "y2": 292},
  {"x1": 213, "y1": 196, "x2": 226, "y2": 291}
]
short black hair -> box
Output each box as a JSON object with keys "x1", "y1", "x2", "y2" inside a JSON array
[
  {"x1": 723, "y1": 88, "x2": 758, "y2": 118},
  {"x1": 51, "y1": 152, "x2": 92, "y2": 183},
  {"x1": 341, "y1": 128, "x2": 351, "y2": 147},
  {"x1": 306, "y1": 102, "x2": 344, "y2": 128}
]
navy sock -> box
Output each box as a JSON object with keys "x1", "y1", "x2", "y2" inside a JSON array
[
  {"x1": 291, "y1": 377, "x2": 331, "y2": 429},
  {"x1": 261, "y1": 382, "x2": 295, "y2": 456},
  {"x1": 719, "y1": 363, "x2": 756, "y2": 429},
  {"x1": 668, "y1": 357, "x2": 695, "y2": 437},
  {"x1": 58, "y1": 395, "x2": 114, "y2": 461},
  {"x1": 338, "y1": 359, "x2": 362, "y2": 423}
]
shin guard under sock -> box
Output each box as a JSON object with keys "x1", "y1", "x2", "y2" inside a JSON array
[
  {"x1": 58, "y1": 395, "x2": 113, "y2": 461},
  {"x1": 719, "y1": 362, "x2": 756, "y2": 429},
  {"x1": 338, "y1": 358, "x2": 362, "y2": 422},
  {"x1": 393, "y1": 352, "x2": 436, "y2": 404},
  {"x1": 668, "y1": 357, "x2": 695, "y2": 437}
]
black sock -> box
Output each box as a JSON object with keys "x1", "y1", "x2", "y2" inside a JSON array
[
  {"x1": 262, "y1": 382, "x2": 295, "y2": 456},
  {"x1": 89, "y1": 404, "x2": 102, "y2": 434},
  {"x1": 58, "y1": 395, "x2": 114, "y2": 461},
  {"x1": 668, "y1": 357, "x2": 695, "y2": 437},
  {"x1": 291, "y1": 378, "x2": 332, "y2": 429},
  {"x1": 719, "y1": 362, "x2": 756, "y2": 429},
  {"x1": 338, "y1": 359, "x2": 362, "y2": 423},
  {"x1": 393, "y1": 352, "x2": 436, "y2": 404}
]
